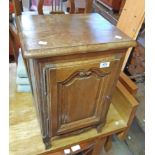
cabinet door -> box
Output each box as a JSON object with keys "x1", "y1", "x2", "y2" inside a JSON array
[{"x1": 45, "y1": 56, "x2": 123, "y2": 136}]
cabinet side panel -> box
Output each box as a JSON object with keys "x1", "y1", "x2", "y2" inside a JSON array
[{"x1": 28, "y1": 59, "x2": 48, "y2": 138}]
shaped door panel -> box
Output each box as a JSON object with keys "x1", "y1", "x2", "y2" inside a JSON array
[{"x1": 45, "y1": 57, "x2": 121, "y2": 136}]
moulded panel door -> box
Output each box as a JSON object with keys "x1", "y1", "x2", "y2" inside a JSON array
[{"x1": 45, "y1": 56, "x2": 123, "y2": 137}]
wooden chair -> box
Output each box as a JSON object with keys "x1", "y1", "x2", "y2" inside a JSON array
[
  {"x1": 10, "y1": 0, "x2": 23, "y2": 63},
  {"x1": 12, "y1": 0, "x2": 23, "y2": 16},
  {"x1": 10, "y1": 0, "x2": 33, "y2": 64},
  {"x1": 37, "y1": 0, "x2": 94, "y2": 15},
  {"x1": 9, "y1": 24, "x2": 19, "y2": 63},
  {"x1": 38, "y1": 0, "x2": 66, "y2": 15},
  {"x1": 68, "y1": 0, "x2": 93, "y2": 13},
  {"x1": 11, "y1": 0, "x2": 66, "y2": 64},
  {"x1": 13, "y1": 0, "x2": 66, "y2": 15}
]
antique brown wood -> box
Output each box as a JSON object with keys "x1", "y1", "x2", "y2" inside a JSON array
[
  {"x1": 38, "y1": 0, "x2": 65, "y2": 15},
  {"x1": 9, "y1": 23, "x2": 19, "y2": 63},
  {"x1": 12, "y1": 0, "x2": 23, "y2": 16},
  {"x1": 104, "y1": 135, "x2": 112, "y2": 152},
  {"x1": 16, "y1": 13, "x2": 136, "y2": 149},
  {"x1": 117, "y1": 0, "x2": 145, "y2": 70},
  {"x1": 69, "y1": 0, "x2": 93, "y2": 14},
  {"x1": 96, "y1": 0, "x2": 123, "y2": 12},
  {"x1": 114, "y1": 81, "x2": 139, "y2": 140},
  {"x1": 119, "y1": 72, "x2": 138, "y2": 95}
]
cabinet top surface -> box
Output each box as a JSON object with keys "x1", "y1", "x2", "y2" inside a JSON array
[{"x1": 17, "y1": 13, "x2": 136, "y2": 58}]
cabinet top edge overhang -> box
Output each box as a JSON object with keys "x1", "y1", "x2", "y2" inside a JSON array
[{"x1": 16, "y1": 13, "x2": 136, "y2": 59}]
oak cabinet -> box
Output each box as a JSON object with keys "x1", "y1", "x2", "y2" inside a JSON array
[
  {"x1": 34, "y1": 53, "x2": 124, "y2": 137},
  {"x1": 17, "y1": 13, "x2": 136, "y2": 149}
]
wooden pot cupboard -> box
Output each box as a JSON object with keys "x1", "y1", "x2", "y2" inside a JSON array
[{"x1": 16, "y1": 13, "x2": 136, "y2": 149}]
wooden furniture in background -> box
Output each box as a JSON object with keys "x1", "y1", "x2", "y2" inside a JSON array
[
  {"x1": 119, "y1": 0, "x2": 126, "y2": 15},
  {"x1": 9, "y1": 24, "x2": 19, "y2": 63},
  {"x1": 68, "y1": 0, "x2": 93, "y2": 13},
  {"x1": 11, "y1": 0, "x2": 37, "y2": 61},
  {"x1": 13, "y1": 0, "x2": 23, "y2": 16},
  {"x1": 13, "y1": 0, "x2": 65, "y2": 15},
  {"x1": 128, "y1": 43, "x2": 145, "y2": 76},
  {"x1": 119, "y1": 72, "x2": 138, "y2": 95},
  {"x1": 116, "y1": 0, "x2": 145, "y2": 70},
  {"x1": 96, "y1": 0, "x2": 123, "y2": 12},
  {"x1": 16, "y1": 13, "x2": 136, "y2": 149},
  {"x1": 10, "y1": 0, "x2": 22, "y2": 62},
  {"x1": 93, "y1": 0, "x2": 144, "y2": 71},
  {"x1": 93, "y1": 0, "x2": 118, "y2": 26},
  {"x1": 10, "y1": 63, "x2": 138, "y2": 155},
  {"x1": 38, "y1": 0, "x2": 65, "y2": 15}
]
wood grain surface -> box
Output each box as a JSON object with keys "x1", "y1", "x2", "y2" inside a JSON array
[
  {"x1": 16, "y1": 13, "x2": 136, "y2": 58},
  {"x1": 13, "y1": 12, "x2": 137, "y2": 152},
  {"x1": 117, "y1": 0, "x2": 144, "y2": 70}
]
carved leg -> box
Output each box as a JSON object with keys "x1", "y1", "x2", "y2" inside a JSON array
[{"x1": 43, "y1": 136, "x2": 52, "y2": 149}]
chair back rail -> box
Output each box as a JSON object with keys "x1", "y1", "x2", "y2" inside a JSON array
[
  {"x1": 69, "y1": 0, "x2": 93, "y2": 14},
  {"x1": 38, "y1": 0, "x2": 64, "y2": 15},
  {"x1": 13, "y1": 0, "x2": 23, "y2": 16}
]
